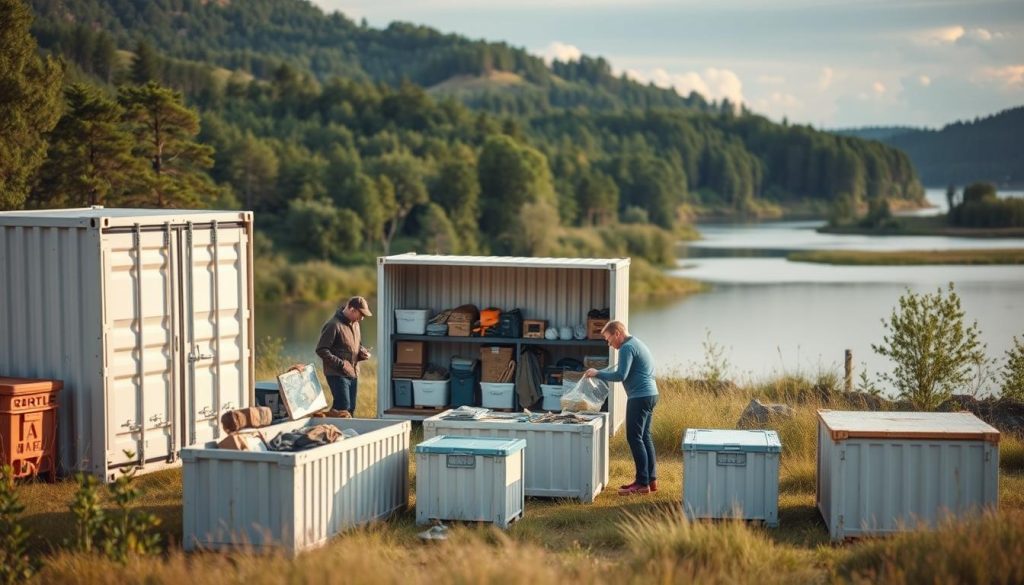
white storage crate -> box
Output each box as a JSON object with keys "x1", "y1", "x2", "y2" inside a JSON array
[
  {"x1": 413, "y1": 379, "x2": 449, "y2": 407},
  {"x1": 480, "y1": 382, "x2": 515, "y2": 409},
  {"x1": 416, "y1": 435, "x2": 525, "y2": 528},
  {"x1": 540, "y1": 384, "x2": 564, "y2": 411},
  {"x1": 817, "y1": 410, "x2": 999, "y2": 541},
  {"x1": 0, "y1": 208, "x2": 255, "y2": 481},
  {"x1": 395, "y1": 309, "x2": 431, "y2": 334},
  {"x1": 683, "y1": 429, "x2": 781, "y2": 527},
  {"x1": 423, "y1": 411, "x2": 608, "y2": 502},
  {"x1": 182, "y1": 418, "x2": 410, "y2": 556}
]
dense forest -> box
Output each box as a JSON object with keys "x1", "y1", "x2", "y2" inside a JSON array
[
  {"x1": 3, "y1": 0, "x2": 925, "y2": 291},
  {"x1": 836, "y1": 106, "x2": 1024, "y2": 188}
]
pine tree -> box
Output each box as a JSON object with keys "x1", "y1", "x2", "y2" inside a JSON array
[
  {"x1": 0, "y1": 0, "x2": 63, "y2": 210},
  {"x1": 32, "y1": 84, "x2": 140, "y2": 208},
  {"x1": 119, "y1": 81, "x2": 217, "y2": 208},
  {"x1": 130, "y1": 39, "x2": 159, "y2": 85}
]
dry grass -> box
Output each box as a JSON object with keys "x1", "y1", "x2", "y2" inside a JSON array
[
  {"x1": 789, "y1": 248, "x2": 1024, "y2": 266},
  {"x1": 11, "y1": 368, "x2": 1024, "y2": 584}
]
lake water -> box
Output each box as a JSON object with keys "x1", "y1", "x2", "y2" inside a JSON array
[{"x1": 256, "y1": 189, "x2": 1024, "y2": 391}]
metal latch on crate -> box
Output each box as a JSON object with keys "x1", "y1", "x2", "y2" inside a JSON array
[
  {"x1": 446, "y1": 454, "x2": 476, "y2": 468},
  {"x1": 716, "y1": 452, "x2": 747, "y2": 466}
]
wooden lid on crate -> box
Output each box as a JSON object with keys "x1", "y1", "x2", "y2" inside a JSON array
[
  {"x1": 0, "y1": 377, "x2": 63, "y2": 395},
  {"x1": 816, "y1": 410, "x2": 1000, "y2": 444}
]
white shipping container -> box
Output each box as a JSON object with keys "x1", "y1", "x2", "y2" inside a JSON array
[
  {"x1": 0, "y1": 208, "x2": 254, "y2": 480},
  {"x1": 423, "y1": 411, "x2": 608, "y2": 502},
  {"x1": 817, "y1": 410, "x2": 999, "y2": 541},
  {"x1": 415, "y1": 435, "x2": 525, "y2": 528},
  {"x1": 683, "y1": 429, "x2": 781, "y2": 526},
  {"x1": 377, "y1": 254, "x2": 629, "y2": 435},
  {"x1": 182, "y1": 417, "x2": 410, "y2": 556}
]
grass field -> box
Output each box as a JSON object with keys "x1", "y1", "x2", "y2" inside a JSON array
[
  {"x1": 10, "y1": 370, "x2": 1024, "y2": 584},
  {"x1": 788, "y1": 248, "x2": 1024, "y2": 265}
]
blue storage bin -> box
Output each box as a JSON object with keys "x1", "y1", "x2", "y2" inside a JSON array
[
  {"x1": 255, "y1": 381, "x2": 288, "y2": 420},
  {"x1": 451, "y1": 368, "x2": 479, "y2": 407},
  {"x1": 393, "y1": 379, "x2": 413, "y2": 407}
]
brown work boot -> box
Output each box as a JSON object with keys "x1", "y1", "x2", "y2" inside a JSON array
[{"x1": 618, "y1": 484, "x2": 651, "y2": 496}]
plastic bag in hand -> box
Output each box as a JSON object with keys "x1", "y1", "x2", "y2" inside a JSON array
[{"x1": 560, "y1": 377, "x2": 610, "y2": 412}]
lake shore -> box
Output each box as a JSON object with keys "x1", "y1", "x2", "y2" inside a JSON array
[
  {"x1": 819, "y1": 215, "x2": 1024, "y2": 238},
  {"x1": 788, "y1": 248, "x2": 1024, "y2": 266}
]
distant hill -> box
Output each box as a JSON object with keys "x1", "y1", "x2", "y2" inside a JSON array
[{"x1": 834, "y1": 107, "x2": 1024, "y2": 187}]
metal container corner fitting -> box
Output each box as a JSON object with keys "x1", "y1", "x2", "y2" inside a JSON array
[
  {"x1": 682, "y1": 428, "x2": 781, "y2": 527},
  {"x1": 376, "y1": 254, "x2": 630, "y2": 435},
  {"x1": 423, "y1": 411, "x2": 608, "y2": 502},
  {"x1": 415, "y1": 435, "x2": 525, "y2": 528},
  {"x1": 0, "y1": 207, "x2": 256, "y2": 481},
  {"x1": 816, "y1": 410, "x2": 999, "y2": 541},
  {"x1": 182, "y1": 417, "x2": 410, "y2": 556}
]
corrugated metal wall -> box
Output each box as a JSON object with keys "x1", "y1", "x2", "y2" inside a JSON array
[
  {"x1": 0, "y1": 225, "x2": 105, "y2": 474},
  {"x1": 683, "y1": 449, "x2": 780, "y2": 525},
  {"x1": 182, "y1": 418, "x2": 410, "y2": 555},
  {"x1": 422, "y1": 415, "x2": 607, "y2": 502},
  {"x1": 377, "y1": 257, "x2": 629, "y2": 433},
  {"x1": 818, "y1": 425, "x2": 999, "y2": 540}
]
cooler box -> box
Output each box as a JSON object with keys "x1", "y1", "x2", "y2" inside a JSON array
[
  {"x1": 254, "y1": 381, "x2": 288, "y2": 420},
  {"x1": 415, "y1": 435, "x2": 525, "y2": 528},
  {"x1": 480, "y1": 382, "x2": 515, "y2": 409},
  {"x1": 683, "y1": 428, "x2": 781, "y2": 527}
]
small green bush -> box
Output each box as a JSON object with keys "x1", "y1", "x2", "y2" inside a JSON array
[
  {"x1": 1002, "y1": 335, "x2": 1024, "y2": 401},
  {"x1": 0, "y1": 466, "x2": 33, "y2": 584}
]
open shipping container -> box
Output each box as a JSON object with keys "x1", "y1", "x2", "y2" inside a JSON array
[
  {"x1": 376, "y1": 254, "x2": 630, "y2": 435},
  {"x1": 0, "y1": 208, "x2": 254, "y2": 480}
]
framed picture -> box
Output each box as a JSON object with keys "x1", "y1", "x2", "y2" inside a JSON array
[{"x1": 277, "y1": 363, "x2": 328, "y2": 419}]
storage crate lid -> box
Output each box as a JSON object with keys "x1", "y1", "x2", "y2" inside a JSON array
[
  {"x1": 416, "y1": 435, "x2": 526, "y2": 456},
  {"x1": 0, "y1": 377, "x2": 63, "y2": 395},
  {"x1": 276, "y1": 364, "x2": 328, "y2": 420},
  {"x1": 682, "y1": 429, "x2": 781, "y2": 453},
  {"x1": 817, "y1": 410, "x2": 1000, "y2": 443},
  {"x1": 254, "y1": 381, "x2": 279, "y2": 393}
]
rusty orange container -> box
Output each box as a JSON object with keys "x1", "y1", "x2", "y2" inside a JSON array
[{"x1": 0, "y1": 377, "x2": 61, "y2": 480}]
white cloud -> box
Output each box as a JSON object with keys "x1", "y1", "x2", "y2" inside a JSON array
[
  {"x1": 636, "y1": 66, "x2": 745, "y2": 104},
  {"x1": 979, "y1": 65, "x2": 1024, "y2": 87},
  {"x1": 539, "y1": 41, "x2": 582, "y2": 64},
  {"x1": 818, "y1": 67, "x2": 833, "y2": 91},
  {"x1": 872, "y1": 81, "x2": 887, "y2": 95},
  {"x1": 918, "y1": 75, "x2": 931, "y2": 87},
  {"x1": 917, "y1": 25, "x2": 965, "y2": 45}
]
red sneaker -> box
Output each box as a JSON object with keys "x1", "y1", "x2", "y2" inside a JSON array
[
  {"x1": 649, "y1": 480, "x2": 658, "y2": 492},
  {"x1": 618, "y1": 484, "x2": 651, "y2": 496},
  {"x1": 620, "y1": 482, "x2": 638, "y2": 490}
]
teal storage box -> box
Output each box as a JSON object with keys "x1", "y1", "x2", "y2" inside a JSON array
[
  {"x1": 415, "y1": 435, "x2": 525, "y2": 528},
  {"x1": 255, "y1": 381, "x2": 288, "y2": 420},
  {"x1": 683, "y1": 429, "x2": 781, "y2": 527},
  {"x1": 450, "y1": 368, "x2": 479, "y2": 407},
  {"x1": 393, "y1": 379, "x2": 413, "y2": 407}
]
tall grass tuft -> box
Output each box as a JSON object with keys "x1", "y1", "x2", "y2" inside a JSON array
[{"x1": 837, "y1": 511, "x2": 1024, "y2": 584}]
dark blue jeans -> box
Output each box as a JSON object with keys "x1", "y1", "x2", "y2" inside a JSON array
[
  {"x1": 326, "y1": 375, "x2": 358, "y2": 415},
  {"x1": 626, "y1": 395, "x2": 659, "y2": 486}
]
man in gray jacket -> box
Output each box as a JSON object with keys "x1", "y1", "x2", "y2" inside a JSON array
[{"x1": 316, "y1": 296, "x2": 372, "y2": 415}]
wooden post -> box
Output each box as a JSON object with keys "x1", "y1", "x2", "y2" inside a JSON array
[{"x1": 844, "y1": 350, "x2": 853, "y2": 393}]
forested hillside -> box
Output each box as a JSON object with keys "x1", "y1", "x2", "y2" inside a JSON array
[
  {"x1": 6, "y1": 0, "x2": 923, "y2": 283},
  {"x1": 836, "y1": 107, "x2": 1024, "y2": 187}
]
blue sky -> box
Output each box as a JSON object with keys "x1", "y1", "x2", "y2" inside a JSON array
[{"x1": 311, "y1": 0, "x2": 1024, "y2": 129}]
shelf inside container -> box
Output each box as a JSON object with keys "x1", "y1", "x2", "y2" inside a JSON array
[{"x1": 392, "y1": 334, "x2": 607, "y2": 347}]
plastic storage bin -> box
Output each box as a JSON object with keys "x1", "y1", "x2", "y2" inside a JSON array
[
  {"x1": 480, "y1": 382, "x2": 515, "y2": 409},
  {"x1": 817, "y1": 410, "x2": 999, "y2": 541},
  {"x1": 0, "y1": 377, "x2": 61, "y2": 480},
  {"x1": 683, "y1": 428, "x2": 781, "y2": 527},
  {"x1": 254, "y1": 381, "x2": 288, "y2": 420},
  {"x1": 540, "y1": 384, "x2": 565, "y2": 411},
  {"x1": 392, "y1": 379, "x2": 413, "y2": 407},
  {"x1": 451, "y1": 369, "x2": 479, "y2": 407},
  {"x1": 423, "y1": 411, "x2": 608, "y2": 502},
  {"x1": 395, "y1": 309, "x2": 431, "y2": 335},
  {"x1": 415, "y1": 435, "x2": 525, "y2": 528},
  {"x1": 413, "y1": 379, "x2": 450, "y2": 407}
]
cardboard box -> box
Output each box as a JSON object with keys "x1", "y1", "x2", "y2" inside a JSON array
[
  {"x1": 587, "y1": 318, "x2": 609, "y2": 340},
  {"x1": 480, "y1": 346, "x2": 515, "y2": 382},
  {"x1": 522, "y1": 319, "x2": 547, "y2": 339},
  {"x1": 396, "y1": 341, "x2": 426, "y2": 365},
  {"x1": 448, "y1": 320, "x2": 472, "y2": 337}
]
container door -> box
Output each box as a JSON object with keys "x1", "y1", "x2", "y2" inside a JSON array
[
  {"x1": 101, "y1": 226, "x2": 178, "y2": 471},
  {"x1": 179, "y1": 222, "x2": 250, "y2": 447}
]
